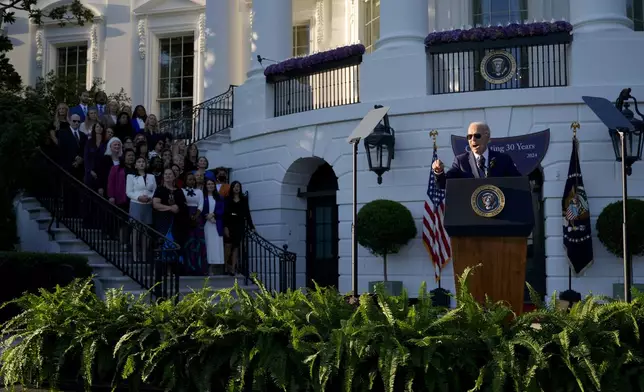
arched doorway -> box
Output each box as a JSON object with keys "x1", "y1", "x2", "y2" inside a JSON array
[
  {"x1": 525, "y1": 166, "x2": 546, "y2": 303},
  {"x1": 302, "y1": 162, "x2": 339, "y2": 289}
]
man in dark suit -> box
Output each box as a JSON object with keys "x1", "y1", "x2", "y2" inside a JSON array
[
  {"x1": 57, "y1": 114, "x2": 87, "y2": 180},
  {"x1": 69, "y1": 90, "x2": 91, "y2": 123},
  {"x1": 432, "y1": 122, "x2": 521, "y2": 189}
]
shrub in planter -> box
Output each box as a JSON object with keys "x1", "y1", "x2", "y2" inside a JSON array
[
  {"x1": 596, "y1": 199, "x2": 644, "y2": 257},
  {"x1": 0, "y1": 252, "x2": 92, "y2": 323},
  {"x1": 356, "y1": 199, "x2": 417, "y2": 295},
  {"x1": 4, "y1": 274, "x2": 644, "y2": 391}
]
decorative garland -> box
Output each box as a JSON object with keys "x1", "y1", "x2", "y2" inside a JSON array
[
  {"x1": 35, "y1": 29, "x2": 43, "y2": 68},
  {"x1": 137, "y1": 19, "x2": 146, "y2": 59},
  {"x1": 424, "y1": 20, "x2": 573, "y2": 47},
  {"x1": 264, "y1": 43, "x2": 365, "y2": 77},
  {"x1": 90, "y1": 23, "x2": 98, "y2": 63}
]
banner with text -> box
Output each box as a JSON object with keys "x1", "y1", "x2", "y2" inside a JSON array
[{"x1": 450, "y1": 129, "x2": 550, "y2": 176}]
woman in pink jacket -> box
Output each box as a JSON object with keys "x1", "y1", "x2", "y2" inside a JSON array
[
  {"x1": 107, "y1": 148, "x2": 136, "y2": 211},
  {"x1": 107, "y1": 148, "x2": 136, "y2": 243}
]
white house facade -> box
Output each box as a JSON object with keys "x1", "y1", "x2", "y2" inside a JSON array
[{"x1": 7, "y1": 0, "x2": 644, "y2": 303}]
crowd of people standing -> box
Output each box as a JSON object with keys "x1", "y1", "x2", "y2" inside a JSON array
[{"x1": 44, "y1": 90, "x2": 255, "y2": 277}]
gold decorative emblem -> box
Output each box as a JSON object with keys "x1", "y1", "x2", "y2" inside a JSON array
[
  {"x1": 471, "y1": 185, "x2": 506, "y2": 218},
  {"x1": 480, "y1": 50, "x2": 517, "y2": 85}
]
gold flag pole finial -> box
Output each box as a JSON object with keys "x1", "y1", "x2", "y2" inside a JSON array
[
  {"x1": 430, "y1": 129, "x2": 439, "y2": 149},
  {"x1": 571, "y1": 121, "x2": 580, "y2": 138}
]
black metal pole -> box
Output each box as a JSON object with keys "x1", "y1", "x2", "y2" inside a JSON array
[
  {"x1": 621, "y1": 130, "x2": 633, "y2": 302},
  {"x1": 351, "y1": 140, "x2": 359, "y2": 297}
]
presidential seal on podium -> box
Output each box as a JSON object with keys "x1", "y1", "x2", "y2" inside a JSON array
[{"x1": 471, "y1": 184, "x2": 506, "y2": 218}]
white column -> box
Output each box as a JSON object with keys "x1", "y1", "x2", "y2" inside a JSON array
[
  {"x1": 234, "y1": 0, "x2": 293, "y2": 127},
  {"x1": 570, "y1": 0, "x2": 631, "y2": 33},
  {"x1": 204, "y1": 0, "x2": 236, "y2": 99},
  {"x1": 568, "y1": 0, "x2": 644, "y2": 87},
  {"x1": 376, "y1": 0, "x2": 428, "y2": 52},
  {"x1": 360, "y1": 0, "x2": 429, "y2": 101},
  {"x1": 247, "y1": 0, "x2": 293, "y2": 81}
]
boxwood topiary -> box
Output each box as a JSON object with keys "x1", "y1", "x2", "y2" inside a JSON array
[
  {"x1": 356, "y1": 199, "x2": 417, "y2": 281},
  {"x1": 596, "y1": 199, "x2": 644, "y2": 257}
]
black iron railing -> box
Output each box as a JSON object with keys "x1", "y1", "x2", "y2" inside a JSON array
[
  {"x1": 236, "y1": 192, "x2": 296, "y2": 292},
  {"x1": 240, "y1": 228, "x2": 297, "y2": 292},
  {"x1": 32, "y1": 149, "x2": 180, "y2": 299},
  {"x1": 427, "y1": 33, "x2": 572, "y2": 95},
  {"x1": 267, "y1": 56, "x2": 361, "y2": 117},
  {"x1": 158, "y1": 85, "x2": 235, "y2": 143}
]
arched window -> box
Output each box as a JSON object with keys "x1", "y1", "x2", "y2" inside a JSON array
[
  {"x1": 627, "y1": 0, "x2": 644, "y2": 31},
  {"x1": 472, "y1": 0, "x2": 528, "y2": 26}
]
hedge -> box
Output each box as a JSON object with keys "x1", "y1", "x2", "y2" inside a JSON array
[{"x1": 0, "y1": 252, "x2": 92, "y2": 323}]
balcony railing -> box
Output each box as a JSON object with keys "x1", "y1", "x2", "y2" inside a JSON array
[
  {"x1": 427, "y1": 33, "x2": 572, "y2": 95},
  {"x1": 158, "y1": 85, "x2": 235, "y2": 143},
  {"x1": 267, "y1": 56, "x2": 361, "y2": 117},
  {"x1": 31, "y1": 149, "x2": 181, "y2": 300}
]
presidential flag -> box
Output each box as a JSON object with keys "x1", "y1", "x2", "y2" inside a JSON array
[
  {"x1": 423, "y1": 146, "x2": 451, "y2": 282},
  {"x1": 562, "y1": 134, "x2": 594, "y2": 275}
]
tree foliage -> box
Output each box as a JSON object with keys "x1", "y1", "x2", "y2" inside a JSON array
[
  {"x1": 1, "y1": 0, "x2": 95, "y2": 91},
  {"x1": 30, "y1": 70, "x2": 132, "y2": 116},
  {"x1": 596, "y1": 199, "x2": 644, "y2": 258},
  {"x1": 356, "y1": 199, "x2": 417, "y2": 281}
]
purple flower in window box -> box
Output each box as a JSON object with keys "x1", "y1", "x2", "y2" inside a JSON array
[
  {"x1": 424, "y1": 20, "x2": 572, "y2": 47},
  {"x1": 264, "y1": 44, "x2": 366, "y2": 78}
]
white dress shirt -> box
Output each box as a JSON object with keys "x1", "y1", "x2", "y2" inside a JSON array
[
  {"x1": 183, "y1": 187, "x2": 204, "y2": 211},
  {"x1": 472, "y1": 148, "x2": 489, "y2": 166},
  {"x1": 126, "y1": 173, "x2": 157, "y2": 204},
  {"x1": 71, "y1": 127, "x2": 81, "y2": 142},
  {"x1": 136, "y1": 118, "x2": 145, "y2": 130}
]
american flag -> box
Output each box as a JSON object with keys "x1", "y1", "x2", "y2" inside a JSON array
[{"x1": 422, "y1": 147, "x2": 451, "y2": 281}]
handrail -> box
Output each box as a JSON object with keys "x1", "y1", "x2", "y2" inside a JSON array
[
  {"x1": 158, "y1": 85, "x2": 235, "y2": 143},
  {"x1": 241, "y1": 228, "x2": 297, "y2": 292},
  {"x1": 31, "y1": 149, "x2": 181, "y2": 299},
  {"x1": 239, "y1": 192, "x2": 297, "y2": 292}
]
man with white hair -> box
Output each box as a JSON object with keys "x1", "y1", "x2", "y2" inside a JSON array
[{"x1": 432, "y1": 122, "x2": 521, "y2": 189}]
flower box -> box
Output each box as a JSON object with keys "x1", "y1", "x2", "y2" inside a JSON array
[
  {"x1": 265, "y1": 44, "x2": 365, "y2": 83},
  {"x1": 425, "y1": 21, "x2": 573, "y2": 54}
]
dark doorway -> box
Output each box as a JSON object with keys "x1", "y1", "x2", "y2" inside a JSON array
[
  {"x1": 304, "y1": 163, "x2": 339, "y2": 289},
  {"x1": 525, "y1": 167, "x2": 546, "y2": 303}
]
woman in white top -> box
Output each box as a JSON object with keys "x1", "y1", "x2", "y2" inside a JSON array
[
  {"x1": 203, "y1": 178, "x2": 225, "y2": 273},
  {"x1": 126, "y1": 156, "x2": 157, "y2": 261},
  {"x1": 182, "y1": 172, "x2": 207, "y2": 275}
]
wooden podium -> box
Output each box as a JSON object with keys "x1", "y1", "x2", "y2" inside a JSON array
[{"x1": 444, "y1": 177, "x2": 534, "y2": 314}]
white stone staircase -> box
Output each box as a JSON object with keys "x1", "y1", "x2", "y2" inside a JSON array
[
  {"x1": 196, "y1": 128, "x2": 236, "y2": 169},
  {"x1": 16, "y1": 196, "x2": 258, "y2": 299}
]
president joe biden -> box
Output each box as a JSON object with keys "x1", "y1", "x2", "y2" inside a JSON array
[{"x1": 432, "y1": 122, "x2": 521, "y2": 189}]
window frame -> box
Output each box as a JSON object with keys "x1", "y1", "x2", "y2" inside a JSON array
[
  {"x1": 156, "y1": 34, "x2": 196, "y2": 119},
  {"x1": 292, "y1": 22, "x2": 311, "y2": 57},
  {"x1": 472, "y1": 0, "x2": 528, "y2": 27},
  {"x1": 627, "y1": 0, "x2": 644, "y2": 31},
  {"x1": 362, "y1": 0, "x2": 380, "y2": 54},
  {"x1": 56, "y1": 43, "x2": 89, "y2": 85}
]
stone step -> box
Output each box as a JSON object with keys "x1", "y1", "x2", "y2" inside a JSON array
[
  {"x1": 26, "y1": 206, "x2": 50, "y2": 220},
  {"x1": 35, "y1": 216, "x2": 53, "y2": 230},
  {"x1": 89, "y1": 262, "x2": 126, "y2": 278},
  {"x1": 56, "y1": 239, "x2": 90, "y2": 252}
]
